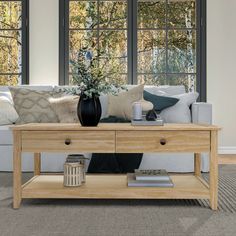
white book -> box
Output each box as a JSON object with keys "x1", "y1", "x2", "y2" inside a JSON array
[
  {"x1": 134, "y1": 169, "x2": 170, "y2": 181},
  {"x1": 127, "y1": 174, "x2": 174, "y2": 187}
]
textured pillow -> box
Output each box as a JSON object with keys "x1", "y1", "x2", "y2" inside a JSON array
[
  {"x1": 0, "y1": 96, "x2": 19, "y2": 125},
  {"x1": 9, "y1": 87, "x2": 59, "y2": 124},
  {"x1": 107, "y1": 84, "x2": 144, "y2": 120},
  {"x1": 49, "y1": 96, "x2": 80, "y2": 123},
  {"x1": 143, "y1": 90, "x2": 179, "y2": 113},
  {"x1": 160, "y1": 92, "x2": 199, "y2": 123},
  {"x1": 0, "y1": 91, "x2": 13, "y2": 104}
]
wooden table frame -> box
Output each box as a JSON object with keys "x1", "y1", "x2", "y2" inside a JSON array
[{"x1": 11, "y1": 123, "x2": 220, "y2": 210}]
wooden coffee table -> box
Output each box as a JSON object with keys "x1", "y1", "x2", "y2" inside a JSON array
[{"x1": 11, "y1": 123, "x2": 220, "y2": 210}]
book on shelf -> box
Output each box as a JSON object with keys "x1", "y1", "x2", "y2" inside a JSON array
[
  {"x1": 131, "y1": 118, "x2": 164, "y2": 126},
  {"x1": 134, "y1": 169, "x2": 170, "y2": 181},
  {"x1": 127, "y1": 173, "x2": 174, "y2": 187}
]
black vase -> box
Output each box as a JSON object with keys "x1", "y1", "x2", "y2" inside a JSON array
[{"x1": 77, "y1": 94, "x2": 102, "y2": 126}]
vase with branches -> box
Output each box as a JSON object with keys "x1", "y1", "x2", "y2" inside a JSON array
[{"x1": 64, "y1": 47, "x2": 125, "y2": 126}]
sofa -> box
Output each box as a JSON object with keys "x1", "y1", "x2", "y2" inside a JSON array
[{"x1": 0, "y1": 85, "x2": 212, "y2": 172}]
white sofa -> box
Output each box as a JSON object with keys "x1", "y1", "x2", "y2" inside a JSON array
[{"x1": 0, "y1": 85, "x2": 212, "y2": 172}]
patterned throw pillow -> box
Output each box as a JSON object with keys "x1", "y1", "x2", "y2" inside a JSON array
[{"x1": 9, "y1": 87, "x2": 59, "y2": 124}]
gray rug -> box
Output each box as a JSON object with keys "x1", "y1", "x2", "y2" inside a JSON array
[{"x1": 0, "y1": 165, "x2": 236, "y2": 236}]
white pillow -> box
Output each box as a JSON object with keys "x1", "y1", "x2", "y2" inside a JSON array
[
  {"x1": 0, "y1": 91, "x2": 13, "y2": 104},
  {"x1": 160, "y1": 92, "x2": 199, "y2": 123},
  {"x1": 0, "y1": 96, "x2": 19, "y2": 125}
]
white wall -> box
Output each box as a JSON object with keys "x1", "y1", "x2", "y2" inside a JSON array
[
  {"x1": 207, "y1": 0, "x2": 236, "y2": 153},
  {"x1": 29, "y1": 0, "x2": 59, "y2": 85},
  {"x1": 29, "y1": 0, "x2": 236, "y2": 152}
]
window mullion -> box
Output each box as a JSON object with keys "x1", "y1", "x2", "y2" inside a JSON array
[
  {"x1": 127, "y1": 0, "x2": 133, "y2": 84},
  {"x1": 131, "y1": 0, "x2": 137, "y2": 84}
]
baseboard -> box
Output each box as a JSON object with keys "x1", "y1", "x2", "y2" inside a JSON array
[{"x1": 218, "y1": 146, "x2": 236, "y2": 154}]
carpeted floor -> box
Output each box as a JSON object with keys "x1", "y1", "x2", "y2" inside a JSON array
[{"x1": 1, "y1": 165, "x2": 236, "y2": 236}]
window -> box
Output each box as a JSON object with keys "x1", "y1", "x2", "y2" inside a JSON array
[
  {"x1": 60, "y1": 0, "x2": 206, "y2": 101},
  {"x1": 0, "y1": 0, "x2": 28, "y2": 85}
]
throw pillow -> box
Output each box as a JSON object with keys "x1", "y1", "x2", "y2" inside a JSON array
[
  {"x1": 143, "y1": 90, "x2": 179, "y2": 113},
  {"x1": 107, "y1": 84, "x2": 144, "y2": 120},
  {"x1": 9, "y1": 87, "x2": 59, "y2": 124},
  {"x1": 0, "y1": 91, "x2": 13, "y2": 104},
  {"x1": 0, "y1": 96, "x2": 19, "y2": 125},
  {"x1": 49, "y1": 95, "x2": 80, "y2": 123},
  {"x1": 160, "y1": 92, "x2": 199, "y2": 123}
]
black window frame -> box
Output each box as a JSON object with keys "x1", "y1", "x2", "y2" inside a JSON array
[
  {"x1": 59, "y1": 0, "x2": 206, "y2": 101},
  {"x1": 0, "y1": 0, "x2": 29, "y2": 84}
]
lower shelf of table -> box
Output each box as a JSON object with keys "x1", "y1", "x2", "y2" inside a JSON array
[{"x1": 21, "y1": 174, "x2": 210, "y2": 200}]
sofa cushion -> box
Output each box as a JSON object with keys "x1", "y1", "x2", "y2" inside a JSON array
[
  {"x1": 0, "y1": 96, "x2": 19, "y2": 125},
  {"x1": 160, "y1": 92, "x2": 199, "y2": 123},
  {"x1": 9, "y1": 87, "x2": 59, "y2": 124},
  {"x1": 49, "y1": 95, "x2": 80, "y2": 123},
  {"x1": 107, "y1": 84, "x2": 144, "y2": 120}
]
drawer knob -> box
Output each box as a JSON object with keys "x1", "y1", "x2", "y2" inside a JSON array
[
  {"x1": 160, "y1": 139, "x2": 166, "y2": 145},
  {"x1": 65, "y1": 139, "x2": 71, "y2": 145}
]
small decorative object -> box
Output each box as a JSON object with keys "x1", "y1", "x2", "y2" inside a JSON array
[
  {"x1": 146, "y1": 109, "x2": 158, "y2": 121},
  {"x1": 64, "y1": 154, "x2": 88, "y2": 187},
  {"x1": 132, "y1": 102, "x2": 142, "y2": 121},
  {"x1": 64, "y1": 162, "x2": 84, "y2": 187},
  {"x1": 62, "y1": 48, "x2": 125, "y2": 126}
]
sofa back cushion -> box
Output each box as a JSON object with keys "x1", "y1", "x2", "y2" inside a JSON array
[{"x1": 127, "y1": 85, "x2": 186, "y2": 96}]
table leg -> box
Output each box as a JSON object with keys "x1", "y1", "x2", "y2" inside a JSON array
[
  {"x1": 34, "y1": 153, "x2": 41, "y2": 176},
  {"x1": 13, "y1": 131, "x2": 22, "y2": 209},
  {"x1": 209, "y1": 130, "x2": 218, "y2": 210},
  {"x1": 194, "y1": 153, "x2": 201, "y2": 177}
]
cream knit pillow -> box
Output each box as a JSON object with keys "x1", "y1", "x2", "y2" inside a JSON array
[
  {"x1": 107, "y1": 84, "x2": 144, "y2": 120},
  {"x1": 49, "y1": 95, "x2": 80, "y2": 123}
]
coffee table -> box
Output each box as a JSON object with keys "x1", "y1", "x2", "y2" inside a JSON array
[{"x1": 11, "y1": 123, "x2": 220, "y2": 210}]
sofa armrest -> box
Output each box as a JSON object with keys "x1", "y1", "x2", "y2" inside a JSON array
[{"x1": 191, "y1": 102, "x2": 212, "y2": 125}]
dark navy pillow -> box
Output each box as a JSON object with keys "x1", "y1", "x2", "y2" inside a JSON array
[{"x1": 143, "y1": 90, "x2": 179, "y2": 113}]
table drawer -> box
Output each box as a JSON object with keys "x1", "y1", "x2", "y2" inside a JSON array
[
  {"x1": 116, "y1": 131, "x2": 210, "y2": 153},
  {"x1": 22, "y1": 131, "x2": 115, "y2": 153}
]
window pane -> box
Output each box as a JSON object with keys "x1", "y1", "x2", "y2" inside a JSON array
[
  {"x1": 99, "y1": 1, "x2": 127, "y2": 29},
  {"x1": 0, "y1": 74, "x2": 20, "y2": 86},
  {"x1": 105, "y1": 73, "x2": 127, "y2": 85},
  {"x1": 69, "y1": 30, "x2": 98, "y2": 73},
  {"x1": 138, "y1": 30, "x2": 166, "y2": 73},
  {"x1": 168, "y1": 30, "x2": 196, "y2": 73},
  {"x1": 137, "y1": 74, "x2": 166, "y2": 86},
  {"x1": 166, "y1": 74, "x2": 196, "y2": 92},
  {"x1": 0, "y1": 30, "x2": 22, "y2": 73},
  {"x1": 99, "y1": 30, "x2": 127, "y2": 73},
  {"x1": 69, "y1": 1, "x2": 97, "y2": 29},
  {"x1": 168, "y1": 0, "x2": 196, "y2": 28},
  {"x1": 138, "y1": 0, "x2": 166, "y2": 28},
  {"x1": 69, "y1": 73, "x2": 127, "y2": 85},
  {"x1": 0, "y1": 1, "x2": 22, "y2": 29}
]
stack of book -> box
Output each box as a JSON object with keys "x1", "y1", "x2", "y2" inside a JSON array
[{"x1": 127, "y1": 169, "x2": 174, "y2": 187}]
